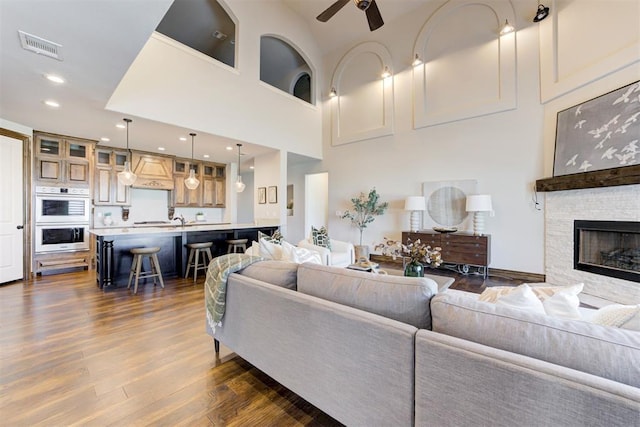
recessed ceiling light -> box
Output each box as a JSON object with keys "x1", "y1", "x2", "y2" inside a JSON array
[
  {"x1": 116, "y1": 123, "x2": 126, "y2": 129},
  {"x1": 45, "y1": 74, "x2": 65, "y2": 84},
  {"x1": 203, "y1": 154, "x2": 210, "y2": 158},
  {"x1": 158, "y1": 147, "x2": 165, "y2": 151},
  {"x1": 179, "y1": 136, "x2": 187, "y2": 141},
  {"x1": 100, "y1": 137, "x2": 110, "y2": 142},
  {"x1": 249, "y1": 166, "x2": 255, "y2": 170},
  {"x1": 226, "y1": 146, "x2": 233, "y2": 151},
  {"x1": 44, "y1": 100, "x2": 60, "y2": 108}
]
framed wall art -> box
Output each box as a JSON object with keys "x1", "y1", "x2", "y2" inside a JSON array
[
  {"x1": 258, "y1": 187, "x2": 266, "y2": 204},
  {"x1": 553, "y1": 80, "x2": 640, "y2": 177},
  {"x1": 268, "y1": 186, "x2": 278, "y2": 204}
]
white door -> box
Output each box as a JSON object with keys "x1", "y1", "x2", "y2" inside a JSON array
[{"x1": 0, "y1": 135, "x2": 24, "y2": 283}]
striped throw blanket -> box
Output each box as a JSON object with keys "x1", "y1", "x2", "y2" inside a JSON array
[{"x1": 205, "y1": 253, "x2": 263, "y2": 332}]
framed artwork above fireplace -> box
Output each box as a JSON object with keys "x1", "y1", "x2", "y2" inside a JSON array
[{"x1": 553, "y1": 80, "x2": 640, "y2": 177}]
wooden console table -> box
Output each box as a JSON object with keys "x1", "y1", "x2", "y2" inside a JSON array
[{"x1": 402, "y1": 231, "x2": 491, "y2": 277}]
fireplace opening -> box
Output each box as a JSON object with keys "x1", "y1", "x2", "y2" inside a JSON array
[{"x1": 574, "y1": 220, "x2": 640, "y2": 282}]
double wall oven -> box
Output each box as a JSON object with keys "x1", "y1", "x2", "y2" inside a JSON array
[{"x1": 34, "y1": 186, "x2": 91, "y2": 253}]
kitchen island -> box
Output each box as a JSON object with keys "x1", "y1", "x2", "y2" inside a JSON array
[{"x1": 90, "y1": 223, "x2": 278, "y2": 289}]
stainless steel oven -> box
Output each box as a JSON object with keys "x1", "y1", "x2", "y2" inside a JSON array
[
  {"x1": 35, "y1": 224, "x2": 90, "y2": 253},
  {"x1": 35, "y1": 186, "x2": 90, "y2": 224}
]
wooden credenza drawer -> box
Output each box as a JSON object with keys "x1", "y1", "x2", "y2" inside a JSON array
[{"x1": 402, "y1": 231, "x2": 490, "y2": 267}]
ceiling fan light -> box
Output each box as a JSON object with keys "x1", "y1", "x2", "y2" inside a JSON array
[
  {"x1": 117, "y1": 161, "x2": 137, "y2": 186},
  {"x1": 533, "y1": 4, "x2": 550, "y2": 22},
  {"x1": 184, "y1": 169, "x2": 200, "y2": 190}
]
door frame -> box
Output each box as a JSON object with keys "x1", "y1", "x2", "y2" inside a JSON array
[{"x1": 0, "y1": 128, "x2": 32, "y2": 278}]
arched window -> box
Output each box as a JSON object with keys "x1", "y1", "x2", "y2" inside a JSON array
[
  {"x1": 156, "y1": 0, "x2": 236, "y2": 67},
  {"x1": 260, "y1": 36, "x2": 313, "y2": 104}
]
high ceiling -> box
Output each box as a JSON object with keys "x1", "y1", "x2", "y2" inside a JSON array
[{"x1": 0, "y1": 0, "x2": 427, "y2": 164}]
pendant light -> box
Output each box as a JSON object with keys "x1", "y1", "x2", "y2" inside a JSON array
[
  {"x1": 184, "y1": 132, "x2": 200, "y2": 190},
  {"x1": 235, "y1": 143, "x2": 246, "y2": 193},
  {"x1": 117, "y1": 118, "x2": 137, "y2": 186}
]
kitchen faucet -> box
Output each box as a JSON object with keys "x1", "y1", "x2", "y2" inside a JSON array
[{"x1": 173, "y1": 215, "x2": 186, "y2": 227}]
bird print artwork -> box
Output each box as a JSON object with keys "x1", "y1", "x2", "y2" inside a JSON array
[
  {"x1": 553, "y1": 80, "x2": 640, "y2": 177},
  {"x1": 578, "y1": 160, "x2": 592, "y2": 171}
]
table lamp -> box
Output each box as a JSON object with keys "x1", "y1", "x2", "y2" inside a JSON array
[
  {"x1": 405, "y1": 196, "x2": 425, "y2": 232},
  {"x1": 465, "y1": 194, "x2": 492, "y2": 235}
]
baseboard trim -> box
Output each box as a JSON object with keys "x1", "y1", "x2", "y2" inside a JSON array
[{"x1": 369, "y1": 254, "x2": 545, "y2": 282}]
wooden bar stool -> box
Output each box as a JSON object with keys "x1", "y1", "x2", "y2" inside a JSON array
[
  {"x1": 185, "y1": 242, "x2": 214, "y2": 283},
  {"x1": 226, "y1": 238, "x2": 248, "y2": 254},
  {"x1": 127, "y1": 247, "x2": 165, "y2": 294}
]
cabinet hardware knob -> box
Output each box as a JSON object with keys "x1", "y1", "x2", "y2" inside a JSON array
[{"x1": 17, "y1": 225, "x2": 24, "y2": 230}]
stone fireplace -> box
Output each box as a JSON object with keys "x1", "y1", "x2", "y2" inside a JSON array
[{"x1": 544, "y1": 183, "x2": 640, "y2": 305}]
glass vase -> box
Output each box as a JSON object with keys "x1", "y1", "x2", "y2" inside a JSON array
[{"x1": 404, "y1": 260, "x2": 424, "y2": 277}]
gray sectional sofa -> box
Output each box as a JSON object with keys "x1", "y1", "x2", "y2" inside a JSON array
[{"x1": 207, "y1": 261, "x2": 640, "y2": 427}]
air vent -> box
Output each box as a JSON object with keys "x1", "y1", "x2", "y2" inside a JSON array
[{"x1": 18, "y1": 30, "x2": 63, "y2": 61}]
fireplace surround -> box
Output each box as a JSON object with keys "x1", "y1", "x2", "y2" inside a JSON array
[{"x1": 574, "y1": 220, "x2": 639, "y2": 283}]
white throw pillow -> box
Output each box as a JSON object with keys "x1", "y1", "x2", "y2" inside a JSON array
[
  {"x1": 591, "y1": 304, "x2": 640, "y2": 331},
  {"x1": 281, "y1": 241, "x2": 322, "y2": 264},
  {"x1": 259, "y1": 238, "x2": 282, "y2": 260},
  {"x1": 495, "y1": 284, "x2": 546, "y2": 315},
  {"x1": 542, "y1": 286, "x2": 583, "y2": 320}
]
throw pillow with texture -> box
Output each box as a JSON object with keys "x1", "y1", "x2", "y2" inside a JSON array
[
  {"x1": 258, "y1": 230, "x2": 284, "y2": 244},
  {"x1": 259, "y1": 237, "x2": 282, "y2": 260},
  {"x1": 311, "y1": 226, "x2": 331, "y2": 250},
  {"x1": 591, "y1": 304, "x2": 640, "y2": 331}
]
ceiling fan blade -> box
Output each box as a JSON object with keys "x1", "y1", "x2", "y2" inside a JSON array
[
  {"x1": 365, "y1": 0, "x2": 384, "y2": 31},
  {"x1": 316, "y1": 0, "x2": 350, "y2": 22}
]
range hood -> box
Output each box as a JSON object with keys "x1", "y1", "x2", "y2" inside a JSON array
[{"x1": 130, "y1": 152, "x2": 174, "y2": 190}]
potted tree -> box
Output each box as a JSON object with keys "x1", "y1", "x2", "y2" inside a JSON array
[{"x1": 341, "y1": 188, "x2": 388, "y2": 261}]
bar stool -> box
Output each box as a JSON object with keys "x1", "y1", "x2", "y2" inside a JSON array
[
  {"x1": 226, "y1": 238, "x2": 248, "y2": 254},
  {"x1": 128, "y1": 247, "x2": 165, "y2": 294},
  {"x1": 185, "y1": 242, "x2": 214, "y2": 283}
]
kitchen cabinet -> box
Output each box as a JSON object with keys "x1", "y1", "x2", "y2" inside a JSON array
[
  {"x1": 34, "y1": 132, "x2": 94, "y2": 186},
  {"x1": 172, "y1": 159, "x2": 226, "y2": 208},
  {"x1": 173, "y1": 159, "x2": 201, "y2": 207},
  {"x1": 130, "y1": 151, "x2": 174, "y2": 190},
  {"x1": 94, "y1": 148, "x2": 130, "y2": 206}
]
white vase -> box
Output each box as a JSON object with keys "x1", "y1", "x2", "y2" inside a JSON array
[{"x1": 103, "y1": 216, "x2": 113, "y2": 226}]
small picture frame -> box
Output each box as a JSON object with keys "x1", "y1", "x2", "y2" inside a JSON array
[
  {"x1": 268, "y1": 186, "x2": 278, "y2": 204},
  {"x1": 258, "y1": 187, "x2": 267, "y2": 204}
]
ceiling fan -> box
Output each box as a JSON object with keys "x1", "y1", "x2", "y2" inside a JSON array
[{"x1": 316, "y1": 0, "x2": 384, "y2": 32}]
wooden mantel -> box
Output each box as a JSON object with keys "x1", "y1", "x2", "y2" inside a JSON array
[{"x1": 535, "y1": 165, "x2": 640, "y2": 192}]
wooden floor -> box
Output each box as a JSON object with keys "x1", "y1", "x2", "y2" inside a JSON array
[{"x1": 0, "y1": 267, "x2": 519, "y2": 426}]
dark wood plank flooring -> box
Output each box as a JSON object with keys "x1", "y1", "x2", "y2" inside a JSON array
[{"x1": 0, "y1": 267, "x2": 519, "y2": 426}]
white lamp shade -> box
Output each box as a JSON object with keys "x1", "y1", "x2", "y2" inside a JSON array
[
  {"x1": 404, "y1": 196, "x2": 425, "y2": 211},
  {"x1": 466, "y1": 194, "x2": 492, "y2": 212}
]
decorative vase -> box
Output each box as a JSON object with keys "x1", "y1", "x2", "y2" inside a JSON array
[
  {"x1": 354, "y1": 245, "x2": 369, "y2": 262},
  {"x1": 404, "y1": 260, "x2": 424, "y2": 277}
]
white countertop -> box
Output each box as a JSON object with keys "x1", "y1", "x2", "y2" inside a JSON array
[{"x1": 89, "y1": 222, "x2": 278, "y2": 237}]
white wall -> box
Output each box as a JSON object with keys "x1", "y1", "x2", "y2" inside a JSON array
[
  {"x1": 237, "y1": 170, "x2": 254, "y2": 224},
  {"x1": 316, "y1": 0, "x2": 544, "y2": 274},
  {"x1": 304, "y1": 172, "x2": 329, "y2": 238},
  {"x1": 307, "y1": 0, "x2": 639, "y2": 275},
  {"x1": 254, "y1": 151, "x2": 285, "y2": 226},
  {"x1": 107, "y1": 0, "x2": 324, "y2": 160}
]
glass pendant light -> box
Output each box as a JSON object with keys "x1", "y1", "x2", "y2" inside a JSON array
[
  {"x1": 117, "y1": 118, "x2": 137, "y2": 186},
  {"x1": 235, "y1": 143, "x2": 246, "y2": 193},
  {"x1": 184, "y1": 133, "x2": 200, "y2": 190}
]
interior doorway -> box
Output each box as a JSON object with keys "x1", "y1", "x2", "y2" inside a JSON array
[
  {"x1": 0, "y1": 134, "x2": 25, "y2": 283},
  {"x1": 304, "y1": 172, "x2": 328, "y2": 237}
]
